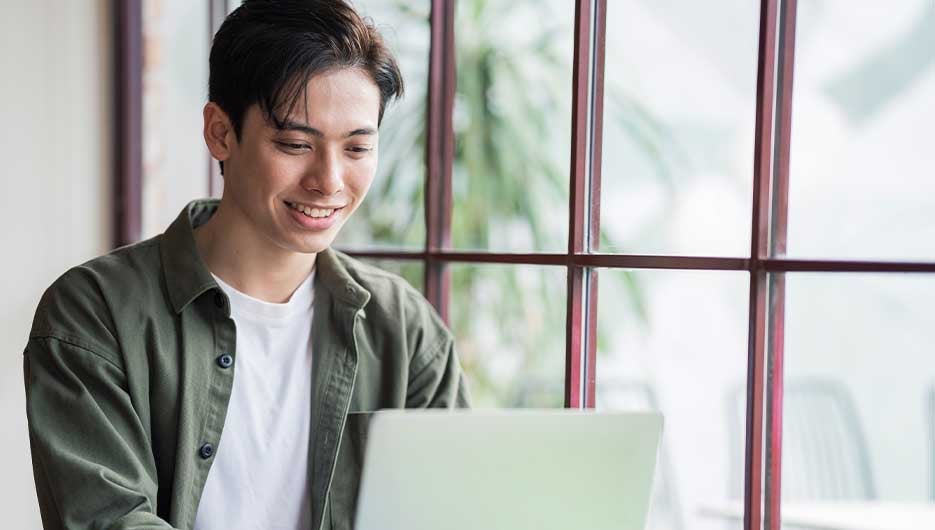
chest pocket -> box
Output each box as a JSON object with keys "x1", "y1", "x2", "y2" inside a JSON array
[{"x1": 329, "y1": 411, "x2": 373, "y2": 530}]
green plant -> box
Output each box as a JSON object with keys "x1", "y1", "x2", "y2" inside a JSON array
[{"x1": 348, "y1": 0, "x2": 685, "y2": 406}]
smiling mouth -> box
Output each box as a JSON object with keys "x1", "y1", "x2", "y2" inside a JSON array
[{"x1": 285, "y1": 200, "x2": 344, "y2": 219}]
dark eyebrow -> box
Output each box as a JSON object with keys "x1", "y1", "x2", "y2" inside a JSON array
[
  {"x1": 279, "y1": 121, "x2": 376, "y2": 139},
  {"x1": 345, "y1": 127, "x2": 377, "y2": 138}
]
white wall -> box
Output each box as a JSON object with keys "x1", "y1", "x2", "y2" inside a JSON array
[{"x1": 0, "y1": 1, "x2": 113, "y2": 527}]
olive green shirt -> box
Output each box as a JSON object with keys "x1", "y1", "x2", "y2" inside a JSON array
[{"x1": 23, "y1": 199, "x2": 471, "y2": 530}]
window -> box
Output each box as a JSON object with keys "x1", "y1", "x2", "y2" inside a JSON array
[
  {"x1": 330, "y1": 2, "x2": 935, "y2": 529},
  {"x1": 124, "y1": 1, "x2": 935, "y2": 529},
  {"x1": 141, "y1": 0, "x2": 211, "y2": 239}
]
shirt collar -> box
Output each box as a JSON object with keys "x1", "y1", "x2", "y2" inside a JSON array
[{"x1": 160, "y1": 199, "x2": 371, "y2": 314}]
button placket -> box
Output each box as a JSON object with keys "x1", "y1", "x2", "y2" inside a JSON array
[
  {"x1": 216, "y1": 353, "x2": 234, "y2": 368},
  {"x1": 197, "y1": 289, "x2": 235, "y2": 476},
  {"x1": 199, "y1": 442, "x2": 214, "y2": 459}
]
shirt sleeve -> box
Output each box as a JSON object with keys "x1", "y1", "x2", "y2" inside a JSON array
[
  {"x1": 405, "y1": 333, "x2": 472, "y2": 409},
  {"x1": 24, "y1": 335, "x2": 177, "y2": 530}
]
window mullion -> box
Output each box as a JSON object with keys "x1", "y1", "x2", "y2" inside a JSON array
[
  {"x1": 746, "y1": 1, "x2": 780, "y2": 529},
  {"x1": 208, "y1": 0, "x2": 226, "y2": 198},
  {"x1": 114, "y1": 0, "x2": 143, "y2": 248},
  {"x1": 424, "y1": 0, "x2": 456, "y2": 323},
  {"x1": 765, "y1": 1, "x2": 797, "y2": 529},
  {"x1": 566, "y1": 0, "x2": 603, "y2": 409}
]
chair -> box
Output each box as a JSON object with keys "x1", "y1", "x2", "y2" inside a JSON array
[{"x1": 727, "y1": 378, "x2": 876, "y2": 501}]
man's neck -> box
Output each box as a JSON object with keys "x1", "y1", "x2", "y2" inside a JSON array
[{"x1": 194, "y1": 201, "x2": 317, "y2": 304}]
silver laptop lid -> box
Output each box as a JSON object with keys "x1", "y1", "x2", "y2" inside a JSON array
[{"x1": 354, "y1": 409, "x2": 663, "y2": 530}]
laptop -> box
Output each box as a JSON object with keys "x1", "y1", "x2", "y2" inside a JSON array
[{"x1": 354, "y1": 409, "x2": 663, "y2": 530}]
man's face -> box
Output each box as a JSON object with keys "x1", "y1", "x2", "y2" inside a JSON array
[{"x1": 220, "y1": 67, "x2": 381, "y2": 254}]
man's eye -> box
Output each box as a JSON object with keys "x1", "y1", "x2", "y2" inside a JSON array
[
  {"x1": 348, "y1": 146, "x2": 372, "y2": 153},
  {"x1": 276, "y1": 141, "x2": 310, "y2": 151}
]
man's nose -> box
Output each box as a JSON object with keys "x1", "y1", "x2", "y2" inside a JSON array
[{"x1": 300, "y1": 148, "x2": 343, "y2": 196}]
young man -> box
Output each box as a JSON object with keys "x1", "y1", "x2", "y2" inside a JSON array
[{"x1": 23, "y1": 1, "x2": 470, "y2": 529}]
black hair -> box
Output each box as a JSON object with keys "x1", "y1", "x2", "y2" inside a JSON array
[{"x1": 209, "y1": 0, "x2": 404, "y2": 172}]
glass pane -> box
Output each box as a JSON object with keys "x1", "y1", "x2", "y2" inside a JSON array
[
  {"x1": 142, "y1": 0, "x2": 210, "y2": 239},
  {"x1": 334, "y1": 0, "x2": 429, "y2": 250},
  {"x1": 355, "y1": 258, "x2": 424, "y2": 294},
  {"x1": 786, "y1": 2, "x2": 935, "y2": 260},
  {"x1": 599, "y1": 1, "x2": 759, "y2": 257},
  {"x1": 781, "y1": 273, "x2": 935, "y2": 526},
  {"x1": 449, "y1": 264, "x2": 566, "y2": 407},
  {"x1": 450, "y1": 0, "x2": 572, "y2": 252},
  {"x1": 596, "y1": 269, "x2": 749, "y2": 530}
]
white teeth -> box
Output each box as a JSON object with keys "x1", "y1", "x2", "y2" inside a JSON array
[{"x1": 288, "y1": 202, "x2": 336, "y2": 219}]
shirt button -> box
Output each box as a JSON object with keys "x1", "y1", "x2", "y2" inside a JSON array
[
  {"x1": 199, "y1": 443, "x2": 215, "y2": 459},
  {"x1": 216, "y1": 353, "x2": 234, "y2": 369},
  {"x1": 214, "y1": 291, "x2": 225, "y2": 309}
]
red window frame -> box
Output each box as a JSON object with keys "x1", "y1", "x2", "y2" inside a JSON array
[{"x1": 110, "y1": 1, "x2": 935, "y2": 528}]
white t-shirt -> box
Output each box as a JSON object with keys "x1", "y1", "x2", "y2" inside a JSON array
[{"x1": 194, "y1": 271, "x2": 316, "y2": 530}]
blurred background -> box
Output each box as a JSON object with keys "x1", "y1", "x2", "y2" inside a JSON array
[{"x1": 2, "y1": 1, "x2": 934, "y2": 529}]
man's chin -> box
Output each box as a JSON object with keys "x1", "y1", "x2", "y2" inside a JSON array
[
  {"x1": 286, "y1": 235, "x2": 336, "y2": 255},
  {"x1": 284, "y1": 244, "x2": 329, "y2": 255}
]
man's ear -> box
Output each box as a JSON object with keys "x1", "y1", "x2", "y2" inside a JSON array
[{"x1": 203, "y1": 102, "x2": 235, "y2": 165}]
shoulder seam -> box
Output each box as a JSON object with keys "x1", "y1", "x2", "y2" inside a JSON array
[
  {"x1": 74, "y1": 237, "x2": 160, "y2": 270},
  {"x1": 342, "y1": 255, "x2": 428, "y2": 306},
  {"x1": 336, "y1": 252, "x2": 409, "y2": 282},
  {"x1": 27, "y1": 334, "x2": 124, "y2": 374}
]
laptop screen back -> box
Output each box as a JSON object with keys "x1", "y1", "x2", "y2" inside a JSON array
[{"x1": 354, "y1": 409, "x2": 663, "y2": 530}]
